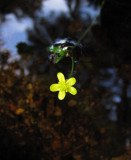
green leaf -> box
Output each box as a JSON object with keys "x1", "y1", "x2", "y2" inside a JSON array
[
  {"x1": 47, "y1": 46, "x2": 68, "y2": 56},
  {"x1": 55, "y1": 56, "x2": 64, "y2": 63}
]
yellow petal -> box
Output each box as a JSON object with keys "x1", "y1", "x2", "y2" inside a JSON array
[
  {"x1": 66, "y1": 77, "x2": 76, "y2": 86},
  {"x1": 57, "y1": 72, "x2": 65, "y2": 83},
  {"x1": 68, "y1": 87, "x2": 77, "y2": 95},
  {"x1": 58, "y1": 91, "x2": 66, "y2": 100},
  {"x1": 50, "y1": 84, "x2": 59, "y2": 92}
]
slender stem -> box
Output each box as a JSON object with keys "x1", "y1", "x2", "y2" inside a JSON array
[
  {"x1": 77, "y1": 0, "x2": 106, "y2": 44},
  {"x1": 69, "y1": 0, "x2": 106, "y2": 77},
  {"x1": 69, "y1": 57, "x2": 74, "y2": 78}
]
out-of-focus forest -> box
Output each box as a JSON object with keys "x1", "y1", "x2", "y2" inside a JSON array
[{"x1": 0, "y1": 0, "x2": 131, "y2": 159}]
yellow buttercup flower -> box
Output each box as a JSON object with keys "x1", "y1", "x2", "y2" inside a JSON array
[{"x1": 50, "y1": 72, "x2": 77, "y2": 100}]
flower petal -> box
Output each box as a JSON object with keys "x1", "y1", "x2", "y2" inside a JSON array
[
  {"x1": 57, "y1": 72, "x2": 65, "y2": 82},
  {"x1": 58, "y1": 91, "x2": 66, "y2": 100},
  {"x1": 50, "y1": 84, "x2": 59, "y2": 92},
  {"x1": 66, "y1": 77, "x2": 76, "y2": 86},
  {"x1": 68, "y1": 87, "x2": 77, "y2": 95}
]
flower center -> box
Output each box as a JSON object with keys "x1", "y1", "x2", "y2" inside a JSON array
[{"x1": 60, "y1": 84, "x2": 66, "y2": 91}]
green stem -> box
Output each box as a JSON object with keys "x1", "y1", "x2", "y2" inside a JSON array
[
  {"x1": 77, "y1": 0, "x2": 106, "y2": 44},
  {"x1": 69, "y1": 0, "x2": 106, "y2": 77},
  {"x1": 69, "y1": 57, "x2": 74, "y2": 78}
]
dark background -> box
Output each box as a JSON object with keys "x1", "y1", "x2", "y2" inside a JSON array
[{"x1": 0, "y1": 0, "x2": 131, "y2": 159}]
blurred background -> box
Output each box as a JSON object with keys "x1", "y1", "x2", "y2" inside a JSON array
[{"x1": 0, "y1": 0, "x2": 131, "y2": 159}]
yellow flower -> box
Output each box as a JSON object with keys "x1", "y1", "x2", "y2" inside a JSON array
[{"x1": 50, "y1": 72, "x2": 77, "y2": 100}]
